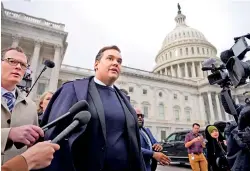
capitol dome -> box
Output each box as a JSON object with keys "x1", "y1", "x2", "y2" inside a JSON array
[{"x1": 153, "y1": 4, "x2": 218, "y2": 80}]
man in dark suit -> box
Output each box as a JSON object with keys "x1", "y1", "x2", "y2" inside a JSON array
[
  {"x1": 41, "y1": 45, "x2": 146, "y2": 171},
  {"x1": 135, "y1": 108, "x2": 171, "y2": 171}
]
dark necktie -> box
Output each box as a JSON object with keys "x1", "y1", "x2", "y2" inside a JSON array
[{"x1": 3, "y1": 92, "x2": 15, "y2": 112}]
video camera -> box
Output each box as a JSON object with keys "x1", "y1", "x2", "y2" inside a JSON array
[
  {"x1": 202, "y1": 34, "x2": 250, "y2": 170},
  {"x1": 221, "y1": 33, "x2": 250, "y2": 88},
  {"x1": 202, "y1": 58, "x2": 229, "y2": 87},
  {"x1": 202, "y1": 33, "x2": 250, "y2": 88}
]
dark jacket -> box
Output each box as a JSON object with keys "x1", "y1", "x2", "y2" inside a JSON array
[
  {"x1": 225, "y1": 122, "x2": 250, "y2": 171},
  {"x1": 40, "y1": 77, "x2": 146, "y2": 171},
  {"x1": 140, "y1": 127, "x2": 158, "y2": 171},
  {"x1": 205, "y1": 125, "x2": 229, "y2": 171}
]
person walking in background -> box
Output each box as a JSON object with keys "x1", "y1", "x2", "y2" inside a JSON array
[
  {"x1": 135, "y1": 107, "x2": 171, "y2": 171},
  {"x1": 185, "y1": 123, "x2": 207, "y2": 171}
]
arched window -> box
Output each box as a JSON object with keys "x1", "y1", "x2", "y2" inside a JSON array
[
  {"x1": 197, "y1": 47, "x2": 200, "y2": 54},
  {"x1": 184, "y1": 107, "x2": 192, "y2": 121},
  {"x1": 173, "y1": 106, "x2": 181, "y2": 121},
  {"x1": 191, "y1": 47, "x2": 194, "y2": 54},
  {"x1": 180, "y1": 48, "x2": 183, "y2": 56},
  {"x1": 185, "y1": 48, "x2": 188, "y2": 55},
  {"x1": 142, "y1": 101, "x2": 150, "y2": 118},
  {"x1": 159, "y1": 92, "x2": 163, "y2": 97},
  {"x1": 159, "y1": 103, "x2": 165, "y2": 118}
]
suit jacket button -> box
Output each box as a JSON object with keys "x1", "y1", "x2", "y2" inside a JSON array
[{"x1": 101, "y1": 147, "x2": 105, "y2": 151}]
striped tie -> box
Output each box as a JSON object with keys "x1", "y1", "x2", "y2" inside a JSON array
[{"x1": 3, "y1": 92, "x2": 14, "y2": 112}]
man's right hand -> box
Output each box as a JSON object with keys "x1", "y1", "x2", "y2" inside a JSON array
[
  {"x1": 8, "y1": 125, "x2": 44, "y2": 146},
  {"x1": 21, "y1": 141, "x2": 60, "y2": 170},
  {"x1": 192, "y1": 137, "x2": 199, "y2": 143},
  {"x1": 152, "y1": 152, "x2": 171, "y2": 165}
]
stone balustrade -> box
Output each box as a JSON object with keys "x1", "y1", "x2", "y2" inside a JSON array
[
  {"x1": 4, "y1": 9, "x2": 65, "y2": 31},
  {"x1": 60, "y1": 64, "x2": 197, "y2": 86}
]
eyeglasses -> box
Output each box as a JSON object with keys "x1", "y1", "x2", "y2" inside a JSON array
[
  {"x1": 2, "y1": 58, "x2": 28, "y2": 70},
  {"x1": 137, "y1": 114, "x2": 144, "y2": 118}
]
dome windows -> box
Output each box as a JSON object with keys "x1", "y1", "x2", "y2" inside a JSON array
[{"x1": 197, "y1": 47, "x2": 200, "y2": 54}]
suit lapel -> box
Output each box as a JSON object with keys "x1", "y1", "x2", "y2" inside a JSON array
[
  {"x1": 140, "y1": 128, "x2": 151, "y2": 146},
  {"x1": 88, "y1": 78, "x2": 107, "y2": 143},
  {"x1": 1, "y1": 96, "x2": 9, "y2": 112},
  {"x1": 15, "y1": 88, "x2": 26, "y2": 105}
]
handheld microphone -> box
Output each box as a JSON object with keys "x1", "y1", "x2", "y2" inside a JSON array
[
  {"x1": 26, "y1": 60, "x2": 55, "y2": 97},
  {"x1": 51, "y1": 111, "x2": 91, "y2": 143},
  {"x1": 15, "y1": 100, "x2": 89, "y2": 149},
  {"x1": 41, "y1": 100, "x2": 89, "y2": 132}
]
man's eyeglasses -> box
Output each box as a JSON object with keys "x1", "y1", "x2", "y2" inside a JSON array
[
  {"x1": 2, "y1": 58, "x2": 28, "y2": 70},
  {"x1": 137, "y1": 114, "x2": 144, "y2": 118}
]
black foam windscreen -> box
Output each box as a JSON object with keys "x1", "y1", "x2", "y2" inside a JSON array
[
  {"x1": 73, "y1": 111, "x2": 91, "y2": 125},
  {"x1": 69, "y1": 100, "x2": 89, "y2": 114},
  {"x1": 44, "y1": 60, "x2": 55, "y2": 68}
]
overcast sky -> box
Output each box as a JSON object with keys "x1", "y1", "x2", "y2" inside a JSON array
[{"x1": 2, "y1": 0, "x2": 250, "y2": 71}]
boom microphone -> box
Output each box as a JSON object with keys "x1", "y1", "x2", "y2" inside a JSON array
[
  {"x1": 44, "y1": 60, "x2": 55, "y2": 68},
  {"x1": 26, "y1": 60, "x2": 55, "y2": 97},
  {"x1": 41, "y1": 100, "x2": 89, "y2": 132},
  {"x1": 51, "y1": 111, "x2": 91, "y2": 143}
]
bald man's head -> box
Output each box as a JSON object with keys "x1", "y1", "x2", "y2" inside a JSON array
[
  {"x1": 134, "y1": 107, "x2": 142, "y2": 114},
  {"x1": 134, "y1": 107, "x2": 144, "y2": 127}
]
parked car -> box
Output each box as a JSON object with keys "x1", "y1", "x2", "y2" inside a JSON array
[{"x1": 161, "y1": 129, "x2": 205, "y2": 165}]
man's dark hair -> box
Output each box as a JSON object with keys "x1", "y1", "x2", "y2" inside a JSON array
[
  {"x1": 95, "y1": 45, "x2": 121, "y2": 61},
  {"x1": 192, "y1": 123, "x2": 200, "y2": 127},
  {"x1": 1, "y1": 46, "x2": 25, "y2": 59},
  {"x1": 120, "y1": 89, "x2": 128, "y2": 95}
]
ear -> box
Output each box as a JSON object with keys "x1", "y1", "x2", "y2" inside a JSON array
[
  {"x1": 39, "y1": 100, "x2": 44, "y2": 109},
  {"x1": 94, "y1": 60, "x2": 99, "y2": 71}
]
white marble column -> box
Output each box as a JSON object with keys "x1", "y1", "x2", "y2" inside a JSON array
[
  {"x1": 185, "y1": 62, "x2": 188, "y2": 78},
  {"x1": 215, "y1": 93, "x2": 223, "y2": 120},
  {"x1": 30, "y1": 40, "x2": 42, "y2": 83},
  {"x1": 207, "y1": 92, "x2": 215, "y2": 122},
  {"x1": 177, "y1": 64, "x2": 181, "y2": 78},
  {"x1": 171, "y1": 65, "x2": 175, "y2": 77},
  {"x1": 199, "y1": 94, "x2": 206, "y2": 124},
  {"x1": 49, "y1": 45, "x2": 61, "y2": 92},
  {"x1": 192, "y1": 62, "x2": 196, "y2": 78},
  {"x1": 11, "y1": 35, "x2": 21, "y2": 48},
  {"x1": 29, "y1": 40, "x2": 42, "y2": 99},
  {"x1": 199, "y1": 62, "x2": 204, "y2": 78}
]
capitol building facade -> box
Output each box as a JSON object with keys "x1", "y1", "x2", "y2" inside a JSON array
[{"x1": 1, "y1": 3, "x2": 249, "y2": 141}]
